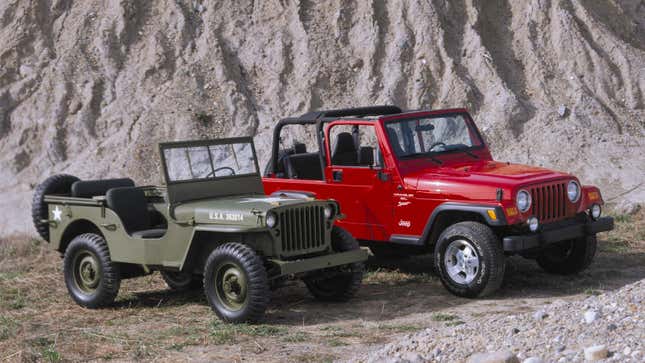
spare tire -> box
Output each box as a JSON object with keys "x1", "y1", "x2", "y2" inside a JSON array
[{"x1": 32, "y1": 174, "x2": 80, "y2": 241}]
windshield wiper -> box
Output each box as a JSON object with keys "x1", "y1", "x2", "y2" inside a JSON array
[{"x1": 400, "y1": 153, "x2": 443, "y2": 165}]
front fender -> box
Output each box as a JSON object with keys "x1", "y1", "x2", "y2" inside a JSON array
[
  {"x1": 580, "y1": 185, "x2": 603, "y2": 211},
  {"x1": 419, "y1": 202, "x2": 507, "y2": 245}
]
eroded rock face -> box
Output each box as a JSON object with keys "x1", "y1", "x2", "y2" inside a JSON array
[{"x1": 1, "y1": 0, "x2": 644, "y2": 236}]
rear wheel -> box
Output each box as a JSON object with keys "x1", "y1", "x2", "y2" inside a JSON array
[
  {"x1": 63, "y1": 233, "x2": 120, "y2": 308},
  {"x1": 536, "y1": 236, "x2": 597, "y2": 275},
  {"x1": 435, "y1": 222, "x2": 505, "y2": 298},
  {"x1": 304, "y1": 226, "x2": 364, "y2": 302},
  {"x1": 203, "y1": 243, "x2": 270, "y2": 323},
  {"x1": 161, "y1": 271, "x2": 202, "y2": 291}
]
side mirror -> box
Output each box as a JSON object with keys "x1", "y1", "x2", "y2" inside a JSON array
[{"x1": 377, "y1": 170, "x2": 390, "y2": 182}]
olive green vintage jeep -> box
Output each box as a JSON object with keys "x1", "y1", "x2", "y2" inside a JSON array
[{"x1": 31, "y1": 137, "x2": 367, "y2": 323}]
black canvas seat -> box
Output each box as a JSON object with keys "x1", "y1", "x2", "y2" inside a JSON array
[
  {"x1": 331, "y1": 132, "x2": 358, "y2": 165},
  {"x1": 283, "y1": 153, "x2": 323, "y2": 180},
  {"x1": 71, "y1": 178, "x2": 135, "y2": 198},
  {"x1": 106, "y1": 187, "x2": 166, "y2": 239}
]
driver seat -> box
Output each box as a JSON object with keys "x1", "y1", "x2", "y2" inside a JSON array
[
  {"x1": 106, "y1": 187, "x2": 166, "y2": 239},
  {"x1": 331, "y1": 132, "x2": 358, "y2": 165}
]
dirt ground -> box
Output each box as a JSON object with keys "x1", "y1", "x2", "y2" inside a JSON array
[{"x1": 1, "y1": 212, "x2": 643, "y2": 362}]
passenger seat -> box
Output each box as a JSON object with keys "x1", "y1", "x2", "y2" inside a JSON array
[{"x1": 105, "y1": 187, "x2": 166, "y2": 239}]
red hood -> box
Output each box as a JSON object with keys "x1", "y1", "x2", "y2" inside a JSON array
[{"x1": 402, "y1": 161, "x2": 574, "y2": 201}]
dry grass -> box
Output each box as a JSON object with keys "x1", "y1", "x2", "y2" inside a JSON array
[
  {"x1": 0, "y1": 213, "x2": 642, "y2": 362},
  {"x1": 601, "y1": 210, "x2": 645, "y2": 253}
]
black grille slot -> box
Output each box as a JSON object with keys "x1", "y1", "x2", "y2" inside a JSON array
[
  {"x1": 279, "y1": 206, "x2": 326, "y2": 255},
  {"x1": 529, "y1": 182, "x2": 567, "y2": 223}
]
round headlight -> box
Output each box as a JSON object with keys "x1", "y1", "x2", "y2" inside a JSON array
[
  {"x1": 567, "y1": 181, "x2": 580, "y2": 202},
  {"x1": 324, "y1": 205, "x2": 334, "y2": 219},
  {"x1": 266, "y1": 212, "x2": 277, "y2": 228},
  {"x1": 528, "y1": 216, "x2": 539, "y2": 232},
  {"x1": 516, "y1": 190, "x2": 532, "y2": 213},
  {"x1": 590, "y1": 204, "x2": 601, "y2": 220}
]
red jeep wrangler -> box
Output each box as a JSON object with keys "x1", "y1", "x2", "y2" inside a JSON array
[{"x1": 262, "y1": 106, "x2": 614, "y2": 297}]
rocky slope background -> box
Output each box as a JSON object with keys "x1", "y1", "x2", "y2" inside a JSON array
[{"x1": 0, "y1": 0, "x2": 643, "y2": 236}]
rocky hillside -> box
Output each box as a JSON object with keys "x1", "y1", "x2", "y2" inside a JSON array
[{"x1": 1, "y1": 0, "x2": 643, "y2": 236}]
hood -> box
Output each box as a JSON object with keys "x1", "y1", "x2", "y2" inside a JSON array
[
  {"x1": 174, "y1": 194, "x2": 313, "y2": 226},
  {"x1": 405, "y1": 161, "x2": 574, "y2": 200}
]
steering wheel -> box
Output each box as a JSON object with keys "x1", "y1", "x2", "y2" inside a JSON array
[
  {"x1": 207, "y1": 167, "x2": 236, "y2": 177},
  {"x1": 428, "y1": 142, "x2": 446, "y2": 151}
]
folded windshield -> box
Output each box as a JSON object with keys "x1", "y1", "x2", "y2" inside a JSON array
[{"x1": 384, "y1": 114, "x2": 483, "y2": 158}]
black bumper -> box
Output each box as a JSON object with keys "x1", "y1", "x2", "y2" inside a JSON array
[{"x1": 502, "y1": 216, "x2": 614, "y2": 252}]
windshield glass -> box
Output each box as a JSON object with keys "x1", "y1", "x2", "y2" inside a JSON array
[
  {"x1": 384, "y1": 114, "x2": 483, "y2": 158},
  {"x1": 163, "y1": 141, "x2": 258, "y2": 183}
]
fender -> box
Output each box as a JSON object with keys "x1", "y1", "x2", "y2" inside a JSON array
[
  {"x1": 269, "y1": 190, "x2": 317, "y2": 199},
  {"x1": 417, "y1": 202, "x2": 507, "y2": 246},
  {"x1": 389, "y1": 202, "x2": 506, "y2": 246}
]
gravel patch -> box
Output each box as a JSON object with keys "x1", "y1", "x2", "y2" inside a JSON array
[{"x1": 354, "y1": 280, "x2": 644, "y2": 362}]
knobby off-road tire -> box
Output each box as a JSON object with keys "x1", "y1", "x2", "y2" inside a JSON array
[
  {"x1": 536, "y1": 236, "x2": 597, "y2": 275},
  {"x1": 435, "y1": 222, "x2": 505, "y2": 298},
  {"x1": 63, "y1": 233, "x2": 120, "y2": 308},
  {"x1": 161, "y1": 270, "x2": 203, "y2": 291},
  {"x1": 203, "y1": 243, "x2": 270, "y2": 323},
  {"x1": 32, "y1": 174, "x2": 80, "y2": 241},
  {"x1": 304, "y1": 226, "x2": 364, "y2": 302}
]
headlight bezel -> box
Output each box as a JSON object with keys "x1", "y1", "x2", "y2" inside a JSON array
[
  {"x1": 516, "y1": 189, "x2": 532, "y2": 213},
  {"x1": 265, "y1": 212, "x2": 277, "y2": 228},
  {"x1": 567, "y1": 180, "x2": 581, "y2": 203}
]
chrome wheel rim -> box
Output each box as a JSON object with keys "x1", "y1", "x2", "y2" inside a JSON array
[{"x1": 444, "y1": 239, "x2": 480, "y2": 284}]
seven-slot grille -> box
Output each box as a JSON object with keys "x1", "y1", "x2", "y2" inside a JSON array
[
  {"x1": 529, "y1": 182, "x2": 568, "y2": 223},
  {"x1": 278, "y1": 205, "x2": 327, "y2": 255}
]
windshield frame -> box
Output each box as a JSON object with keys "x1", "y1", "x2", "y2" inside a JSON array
[
  {"x1": 382, "y1": 112, "x2": 485, "y2": 160},
  {"x1": 159, "y1": 137, "x2": 261, "y2": 186}
]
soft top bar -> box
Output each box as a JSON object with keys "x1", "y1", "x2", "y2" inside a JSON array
[
  {"x1": 270, "y1": 105, "x2": 403, "y2": 175},
  {"x1": 298, "y1": 105, "x2": 402, "y2": 121}
]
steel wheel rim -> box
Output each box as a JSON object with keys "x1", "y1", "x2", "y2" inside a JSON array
[
  {"x1": 214, "y1": 262, "x2": 247, "y2": 311},
  {"x1": 444, "y1": 239, "x2": 480, "y2": 285},
  {"x1": 73, "y1": 250, "x2": 101, "y2": 294}
]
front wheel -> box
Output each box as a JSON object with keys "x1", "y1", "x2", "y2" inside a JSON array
[
  {"x1": 63, "y1": 233, "x2": 120, "y2": 308},
  {"x1": 203, "y1": 243, "x2": 270, "y2": 323},
  {"x1": 536, "y1": 236, "x2": 597, "y2": 275},
  {"x1": 434, "y1": 222, "x2": 505, "y2": 298},
  {"x1": 303, "y1": 226, "x2": 364, "y2": 302}
]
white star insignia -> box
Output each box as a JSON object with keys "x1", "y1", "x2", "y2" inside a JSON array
[{"x1": 52, "y1": 206, "x2": 63, "y2": 221}]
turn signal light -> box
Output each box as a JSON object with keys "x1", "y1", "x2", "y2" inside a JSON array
[
  {"x1": 487, "y1": 209, "x2": 498, "y2": 221},
  {"x1": 588, "y1": 191, "x2": 600, "y2": 201},
  {"x1": 505, "y1": 207, "x2": 518, "y2": 217}
]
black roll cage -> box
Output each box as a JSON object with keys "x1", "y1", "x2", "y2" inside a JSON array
[{"x1": 269, "y1": 106, "x2": 403, "y2": 177}]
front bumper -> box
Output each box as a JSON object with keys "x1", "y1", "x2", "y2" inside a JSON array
[
  {"x1": 268, "y1": 248, "x2": 369, "y2": 276},
  {"x1": 503, "y1": 216, "x2": 614, "y2": 252}
]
